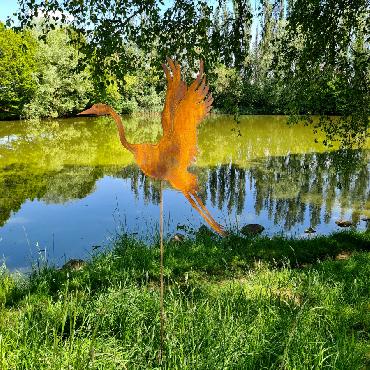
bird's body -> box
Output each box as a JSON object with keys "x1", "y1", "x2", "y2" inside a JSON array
[{"x1": 79, "y1": 58, "x2": 224, "y2": 235}]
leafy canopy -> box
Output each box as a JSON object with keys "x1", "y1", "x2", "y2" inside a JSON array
[
  {"x1": 279, "y1": 0, "x2": 369, "y2": 146},
  {"x1": 23, "y1": 26, "x2": 93, "y2": 118},
  {"x1": 10, "y1": 0, "x2": 370, "y2": 145},
  {"x1": 0, "y1": 23, "x2": 37, "y2": 118}
]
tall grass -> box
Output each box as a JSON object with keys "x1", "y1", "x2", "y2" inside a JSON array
[{"x1": 0, "y1": 231, "x2": 369, "y2": 369}]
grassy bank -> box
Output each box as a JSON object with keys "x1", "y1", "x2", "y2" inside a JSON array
[{"x1": 1, "y1": 231, "x2": 369, "y2": 369}]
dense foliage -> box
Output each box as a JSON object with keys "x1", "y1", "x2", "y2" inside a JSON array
[
  {"x1": 279, "y1": 0, "x2": 370, "y2": 146},
  {"x1": 23, "y1": 27, "x2": 93, "y2": 118},
  {"x1": 0, "y1": 24, "x2": 37, "y2": 119},
  {"x1": 1, "y1": 0, "x2": 369, "y2": 145}
]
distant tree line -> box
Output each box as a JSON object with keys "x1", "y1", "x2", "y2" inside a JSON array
[{"x1": 1, "y1": 0, "x2": 369, "y2": 146}]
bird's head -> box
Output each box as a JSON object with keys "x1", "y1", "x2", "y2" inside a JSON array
[{"x1": 78, "y1": 103, "x2": 111, "y2": 116}]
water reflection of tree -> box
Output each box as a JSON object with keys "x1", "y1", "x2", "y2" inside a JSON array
[
  {"x1": 121, "y1": 165, "x2": 161, "y2": 204},
  {"x1": 0, "y1": 150, "x2": 368, "y2": 231},
  {"x1": 0, "y1": 164, "x2": 105, "y2": 226},
  {"x1": 0, "y1": 164, "x2": 47, "y2": 226},
  {"x1": 0, "y1": 163, "x2": 161, "y2": 228},
  {"x1": 203, "y1": 150, "x2": 369, "y2": 230}
]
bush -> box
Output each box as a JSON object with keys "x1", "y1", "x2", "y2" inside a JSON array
[
  {"x1": 120, "y1": 99, "x2": 138, "y2": 115},
  {"x1": 22, "y1": 27, "x2": 92, "y2": 119},
  {"x1": 0, "y1": 23, "x2": 37, "y2": 118}
]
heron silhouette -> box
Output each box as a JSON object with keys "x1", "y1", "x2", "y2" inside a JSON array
[{"x1": 79, "y1": 58, "x2": 225, "y2": 235}]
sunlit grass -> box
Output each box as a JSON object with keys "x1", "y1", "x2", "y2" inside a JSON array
[{"x1": 0, "y1": 231, "x2": 369, "y2": 369}]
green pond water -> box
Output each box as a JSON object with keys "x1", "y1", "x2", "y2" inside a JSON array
[{"x1": 0, "y1": 115, "x2": 369, "y2": 270}]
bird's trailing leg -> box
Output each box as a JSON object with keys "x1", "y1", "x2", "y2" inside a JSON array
[
  {"x1": 184, "y1": 191, "x2": 225, "y2": 236},
  {"x1": 190, "y1": 191, "x2": 217, "y2": 224}
]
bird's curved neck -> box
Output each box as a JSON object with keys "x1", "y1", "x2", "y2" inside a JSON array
[{"x1": 108, "y1": 107, "x2": 136, "y2": 154}]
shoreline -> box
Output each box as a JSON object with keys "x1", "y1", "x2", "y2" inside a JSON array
[{"x1": 4, "y1": 229, "x2": 369, "y2": 276}]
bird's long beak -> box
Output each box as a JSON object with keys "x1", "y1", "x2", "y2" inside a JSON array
[{"x1": 78, "y1": 107, "x2": 96, "y2": 116}]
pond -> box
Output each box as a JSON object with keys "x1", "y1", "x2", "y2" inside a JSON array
[{"x1": 0, "y1": 115, "x2": 369, "y2": 270}]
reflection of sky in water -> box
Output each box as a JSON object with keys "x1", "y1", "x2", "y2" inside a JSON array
[
  {"x1": 0, "y1": 134, "x2": 19, "y2": 148},
  {"x1": 0, "y1": 116, "x2": 369, "y2": 270}
]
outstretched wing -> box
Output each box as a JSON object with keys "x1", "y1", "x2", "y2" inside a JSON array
[
  {"x1": 161, "y1": 58, "x2": 213, "y2": 166},
  {"x1": 161, "y1": 58, "x2": 213, "y2": 135},
  {"x1": 172, "y1": 59, "x2": 213, "y2": 133},
  {"x1": 161, "y1": 58, "x2": 187, "y2": 135}
]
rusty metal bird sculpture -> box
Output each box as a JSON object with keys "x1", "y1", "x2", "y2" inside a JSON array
[
  {"x1": 79, "y1": 58, "x2": 225, "y2": 236},
  {"x1": 80, "y1": 58, "x2": 225, "y2": 363}
]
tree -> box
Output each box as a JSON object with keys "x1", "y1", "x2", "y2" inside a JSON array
[
  {"x1": 10, "y1": 1, "x2": 370, "y2": 145},
  {"x1": 277, "y1": 0, "x2": 369, "y2": 146},
  {"x1": 211, "y1": 0, "x2": 252, "y2": 69},
  {"x1": 0, "y1": 23, "x2": 37, "y2": 118},
  {"x1": 14, "y1": 1, "x2": 217, "y2": 79},
  {"x1": 23, "y1": 26, "x2": 93, "y2": 118}
]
